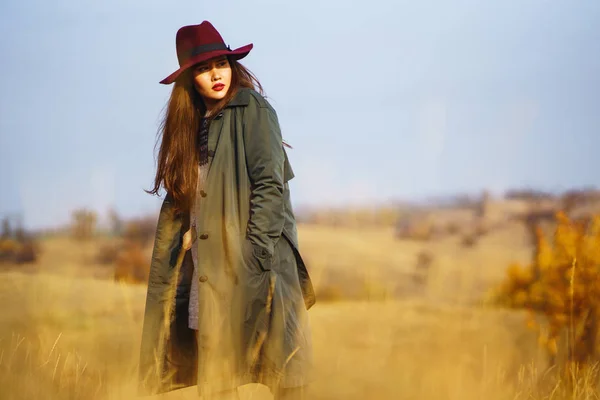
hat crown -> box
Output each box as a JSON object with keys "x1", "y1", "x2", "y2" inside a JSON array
[{"x1": 175, "y1": 21, "x2": 226, "y2": 63}]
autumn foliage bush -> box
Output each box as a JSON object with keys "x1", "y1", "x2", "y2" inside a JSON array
[
  {"x1": 495, "y1": 211, "x2": 600, "y2": 379},
  {"x1": 93, "y1": 214, "x2": 156, "y2": 284},
  {"x1": 0, "y1": 217, "x2": 39, "y2": 265},
  {"x1": 113, "y1": 241, "x2": 149, "y2": 284},
  {"x1": 112, "y1": 217, "x2": 156, "y2": 283},
  {"x1": 0, "y1": 238, "x2": 38, "y2": 264}
]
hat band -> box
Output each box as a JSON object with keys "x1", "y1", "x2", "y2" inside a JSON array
[{"x1": 178, "y1": 42, "x2": 231, "y2": 64}]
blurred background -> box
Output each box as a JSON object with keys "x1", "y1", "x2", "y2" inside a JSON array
[{"x1": 0, "y1": 1, "x2": 599, "y2": 399}]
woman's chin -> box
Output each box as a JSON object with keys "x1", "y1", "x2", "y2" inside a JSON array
[{"x1": 208, "y1": 89, "x2": 228, "y2": 101}]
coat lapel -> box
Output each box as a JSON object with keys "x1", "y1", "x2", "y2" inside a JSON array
[{"x1": 206, "y1": 88, "x2": 250, "y2": 177}]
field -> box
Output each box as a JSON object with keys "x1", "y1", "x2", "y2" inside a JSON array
[{"x1": 0, "y1": 214, "x2": 596, "y2": 399}]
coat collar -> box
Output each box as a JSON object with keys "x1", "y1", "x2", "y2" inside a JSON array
[{"x1": 225, "y1": 87, "x2": 251, "y2": 108}]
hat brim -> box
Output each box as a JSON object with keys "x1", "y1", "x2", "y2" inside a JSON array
[{"x1": 159, "y1": 43, "x2": 253, "y2": 85}]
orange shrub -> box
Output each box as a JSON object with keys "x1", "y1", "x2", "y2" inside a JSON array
[
  {"x1": 495, "y1": 212, "x2": 600, "y2": 376},
  {"x1": 113, "y1": 241, "x2": 149, "y2": 284}
]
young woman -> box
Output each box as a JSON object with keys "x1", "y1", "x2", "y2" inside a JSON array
[{"x1": 137, "y1": 21, "x2": 316, "y2": 400}]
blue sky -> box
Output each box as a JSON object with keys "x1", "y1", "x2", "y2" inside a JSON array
[{"x1": 0, "y1": 0, "x2": 598, "y2": 229}]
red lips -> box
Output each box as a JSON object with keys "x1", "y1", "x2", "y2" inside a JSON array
[{"x1": 212, "y1": 83, "x2": 225, "y2": 91}]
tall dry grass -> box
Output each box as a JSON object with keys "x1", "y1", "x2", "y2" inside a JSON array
[
  {"x1": 0, "y1": 270, "x2": 147, "y2": 400},
  {"x1": 2, "y1": 221, "x2": 600, "y2": 399},
  {"x1": 2, "y1": 271, "x2": 599, "y2": 400}
]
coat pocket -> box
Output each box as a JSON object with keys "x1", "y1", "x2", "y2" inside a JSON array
[{"x1": 242, "y1": 238, "x2": 272, "y2": 272}]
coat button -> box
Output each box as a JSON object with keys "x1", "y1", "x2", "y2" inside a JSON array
[
  {"x1": 200, "y1": 233, "x2": 209, "y2": 240},
  {"x1": 200, "y1": 190, "x2": 207, "y2": 198},
  {"x1": 208, "y1": 150, "x2": 215, "y2": 157},
  {"x1": 199, "y1": 275, "x2": 208, "y2": 282}
]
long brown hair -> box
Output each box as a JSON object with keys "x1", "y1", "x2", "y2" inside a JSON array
[{"x1": 145, "y1": 58, "x2": 263, "y2": 214}]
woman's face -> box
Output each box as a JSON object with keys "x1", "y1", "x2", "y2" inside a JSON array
[{"x1": 192, "y1": 56, "x2": 232, "y2": 106}]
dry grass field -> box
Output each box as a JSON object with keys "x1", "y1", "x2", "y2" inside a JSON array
[{"x1": 0, "y1": 214, "x2": 598, "y2": 399}]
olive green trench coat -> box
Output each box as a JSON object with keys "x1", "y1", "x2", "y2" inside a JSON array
[{"x1": 137, "y1": 88, "x2": 316, "y2": 397}]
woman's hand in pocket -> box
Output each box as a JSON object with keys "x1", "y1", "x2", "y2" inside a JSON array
[{"x1": 242, "y1": 239, "x2": 271, "y2": 272}]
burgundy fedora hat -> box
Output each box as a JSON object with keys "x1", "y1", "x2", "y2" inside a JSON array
[{"x1": 160, "y1": 21, "x2": 253, "y2": 85}]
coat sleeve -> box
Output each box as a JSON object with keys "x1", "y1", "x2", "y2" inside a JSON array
[{"x1": 242, "y1": 97, "x2": 286, "y2": 260}]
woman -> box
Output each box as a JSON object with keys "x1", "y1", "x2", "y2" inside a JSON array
[{"x1": 137, "y1": 21, "x2": 316, "y2": 400}]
